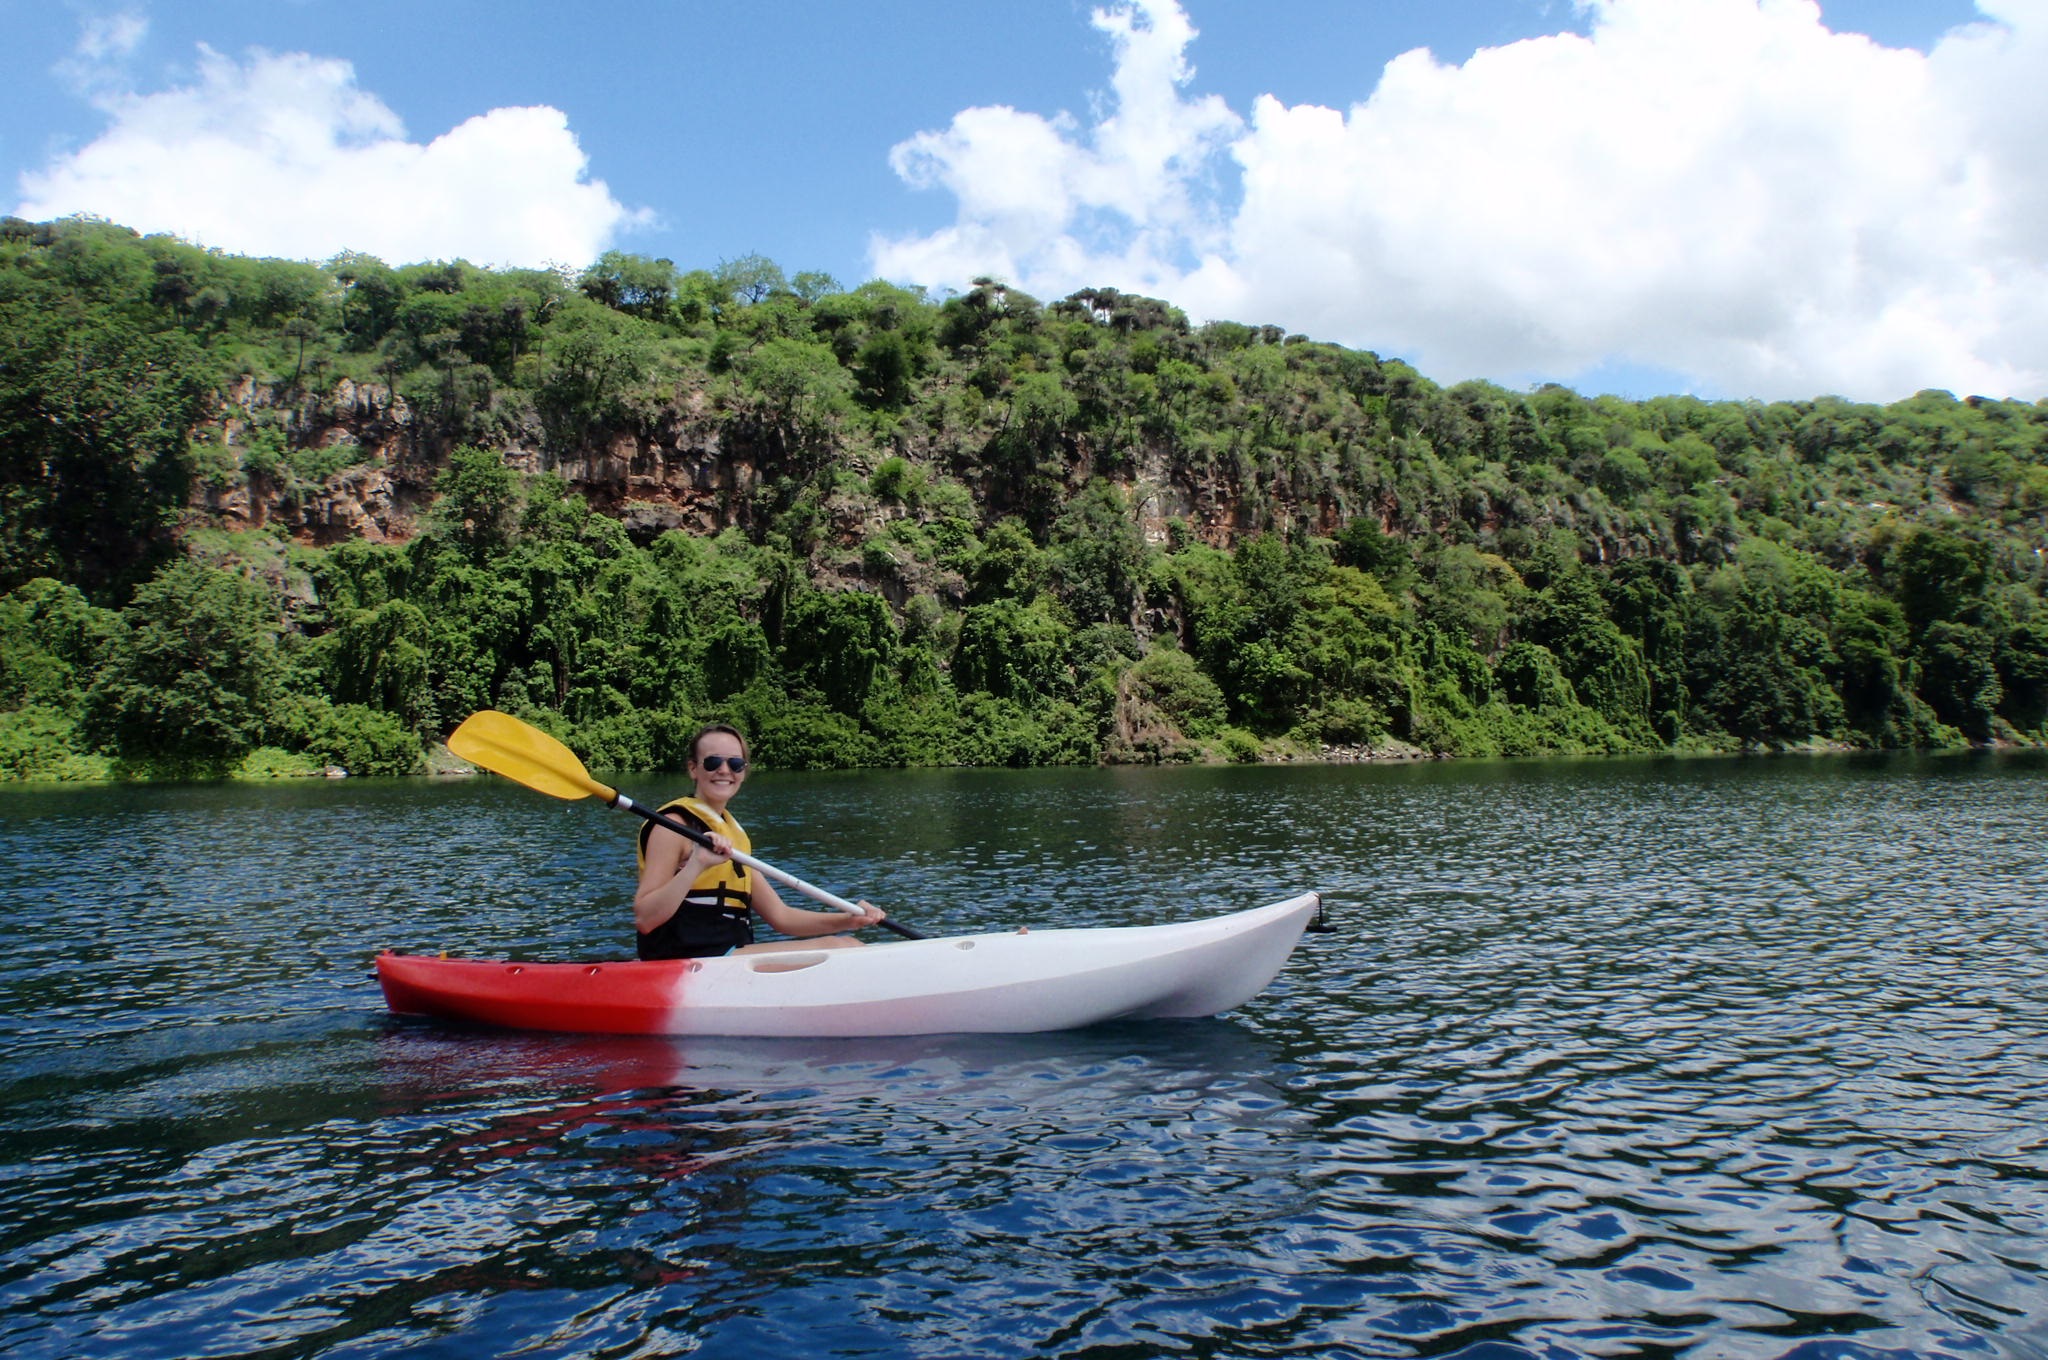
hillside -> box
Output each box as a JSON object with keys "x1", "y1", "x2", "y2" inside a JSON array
[{"x1": 2, "y1": 216, "x2": 2044, "y2": 779}]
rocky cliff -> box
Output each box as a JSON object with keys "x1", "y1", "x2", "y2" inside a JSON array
[{"x1": 186, "y1": 375, "x2": 1360, "y2": 564}]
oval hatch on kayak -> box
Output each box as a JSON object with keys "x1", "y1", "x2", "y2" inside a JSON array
[{"x1": 748, "y1": 952, "x2": 829, "y2": 973}]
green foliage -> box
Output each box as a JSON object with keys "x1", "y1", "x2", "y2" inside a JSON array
[
  {"x1": 0, "y1": 224, "x2": 215, "y2": 598},
  {"x1": 579, "y1": 251, "x2": 678, "y2": 319},
  {"x1": 0, "y1": 705, "x2": 109, "y2": 780},
  {"x1": 430, "y1": 445, "x2": 522, "y2": 559},
  {"x1": 1129, "y1": 646, "x2": 1226, "y2": 735},
  {"x1": 1917, "y1": 620, "x2": 2002, "y2": 741},
  {"x1": 732, "y1": 684, "x2": 879, "y2": 770},
  {"x1": 235, "y1": 746, "x2": 326, "y2": 779},
  {"x1": 0, "y1": 578, "x2": 117, "y2": 711},
  {"x1": 1333, "y1": 516, "x2": 1408, "y2": 581},
  {"x1": 740, "y1": 337, "x2": 855, "y2": 443},
  {"x1": 953, "y1": 599, "x2": 1072, "y2": 704},
  {"x1": 1048, "y1": 480, "x2": 1150, "y2": 624},
  {"x1": 781, "y1": 587, "x2": 894, "y2": 714},
  {"x1": 1891, "y1": 528, "x2": 1992, "y2": 634},
  {"x1": 1111, "y1": 644, "x2": 1228, "y2": 761},
  {"x1": 80, "y1": 558, "x2": 285, "y2": 774},
  {"x1": 1685, "y1": 541, "x2": 1847, "y2": 745},
  {"x1": 5, "y1": 216, "x2": 2046, "y2": 779},
  {"x1": 1219, "y1": 727, "x2": 1263, "y2": 762},
  {"x1": 1998, "y1": 620, "x2": 2048, "y2": 735},
  {"x1": 273, "y1": 695, "x2": 425, "y2": 776}
]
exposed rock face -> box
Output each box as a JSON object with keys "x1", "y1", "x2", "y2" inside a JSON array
[
  {"x1": 192, "y1": 377, "x2": 439, "y2": 544},
  {"x1": 189, "y1": 378, "x2": 793, "y2": 549},
  {"x1": 184, "y1": 376, "x2": 1352, "y2": 558}
]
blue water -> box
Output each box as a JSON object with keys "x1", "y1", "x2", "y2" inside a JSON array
[{"x1": 2, "y1": 753, "x2": 2045, "y2": 1357}]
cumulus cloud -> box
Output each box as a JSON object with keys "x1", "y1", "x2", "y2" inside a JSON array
[
  {"x1": 878, "y1": 0, "x2": 1240, "y2": 293},
  {"x1": 875, "y1": 0, "x2": 2048, "y2": 402},
  {"x1": 56, "y1": 8, "x2": 149, "y2": 96},
  {"x1": 16, "y1": 43, "x2": 647, "y2": 269}
]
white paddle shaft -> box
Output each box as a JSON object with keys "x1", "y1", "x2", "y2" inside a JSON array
[{"x1": 618, "y1": 794, "x2": 864, "y2": 915}]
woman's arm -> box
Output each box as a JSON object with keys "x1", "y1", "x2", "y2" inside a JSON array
[
  {"x1": 632, "y1": 826, "x2": 729, "y2": 934},
  {"x1": 750, "y1": 877, "x2": 885, "y2": 937}
]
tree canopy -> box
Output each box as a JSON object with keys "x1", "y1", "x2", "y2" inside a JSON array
[{"x1": 2, "y1": 216, "x2": 2043, "y2": 778}]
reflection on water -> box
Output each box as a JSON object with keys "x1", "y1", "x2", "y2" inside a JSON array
[{"x1": 1, "y1": 753, "x2": 2045, "y2": 1357}]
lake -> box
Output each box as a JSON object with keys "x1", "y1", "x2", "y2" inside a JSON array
[{"x1": 2, "y1": 752, "x2": 2045, "y2": 1358}]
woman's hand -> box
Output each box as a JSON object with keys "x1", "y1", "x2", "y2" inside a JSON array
[
  {"x1": 840, "y1": 899, "x2": 886, "y2": 928},
  {"x1": 689, "y1": 832, "x2": 733, "y2": 866}
]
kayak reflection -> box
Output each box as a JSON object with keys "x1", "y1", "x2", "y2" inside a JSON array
[{"x1": 371, "y1": 1015, "x2": 1295, "y2": 1109}]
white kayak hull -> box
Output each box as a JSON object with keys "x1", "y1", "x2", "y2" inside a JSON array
[{"x1": 378, "y1": 892, "x2": 1321, "y2": 1037}]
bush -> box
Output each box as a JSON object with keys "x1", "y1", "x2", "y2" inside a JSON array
[
  {"x1": 80, "y1": 559, "x2": 285, "y2": 771},
  {"x1": 864, "y1": 692, "x2": 965, "y2": 767},
  {"x1": 276, "y1": 696, "x2": 424, "y2": 776},
  {"x1": 1220, "y1": 727, "x2": 1263, "y2": 762},
  {"x1": 1297, "y1": 694, "x2": 1389, "y2": 746},
  {"x1": 738, "y1": 692, "x2": 879, "y2": 770},
  {"x1": 1126, "y1": 646, "x2": 1226, "y2": 737},
  {"x1": 571, "y1": 708, "x2": 700, "y2": 772},
  {"x1": 953, "y1": 693, "x2": 1087, "y2": 767},
  {"x1": 235, "y1": 746, "x2": 324, "y2": 778},
  {"x1": 1494, "y1": 643, "x2": 1577, "y2": 710},
  {"x1": 0, "y1": 705, "x2": 110, "y2": 780}
]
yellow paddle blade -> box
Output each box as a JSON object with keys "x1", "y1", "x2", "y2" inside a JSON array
[{"x1": 448, "y1": 710, "x2": 617, "y2": 803}]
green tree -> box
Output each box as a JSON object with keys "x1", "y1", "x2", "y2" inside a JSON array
[
  {"x1": 80, "y1": 559, "x2": 285, "y2": 772},
  {"x1": 1892, "y1": 528, "x2": 1992, "y2": 634},
  {"x1": 967, "y1": 518, "x2": 1048, "y2": 604},
  {"x1": 0, "y1": 258, "x2": 213, "y2": 597},
  {"x1": 430, "y1": 446, "x2": 522, "y2": 560},
  {"x1": 1997, "y1": 619, "x2": 2048, "y2": 734},
  {"x1": 1918, "y1": 620, "x2": 2001, "y2": 741},
  {"x1": 1333, "y1": 515, "x2": 1409, "y2": 582},
  {"x1": 1048, "y1": 481, "x2": 1148, "y2": 624},
  {"x1": 740, "y1": 337, "x2": 855, "y2": 444},
  {"x1": 953, "y1": 599, "x2": 1071, "y2": 704},
  {"x1": 1686, "y1": 542, "x2": 1845, "y2": 744},
  {"x1": 715, "y1": 254, "x2": 788, "y2": 305},
  {"x1": 780, "y1": 587, "x2": 894, "y2": 714},
  {"x1": 1522, "y1": 567, "x2": 1653, "y2": 741},
  {"x1": 1828, "y1": 590, "x2": 1930, "y2": 745},
  {"x1": 580, "y1": 251, "x2": 678, "y2": 318},
  {"x1": 535, "y1": 303, "x2": 655, "y2": 442},
  {"x1": 0, "y1": 578, "x2": 116, "y2": 711},
  {"x1": 1122, "y1": 645, "x2": 1226, "y2": 741}
]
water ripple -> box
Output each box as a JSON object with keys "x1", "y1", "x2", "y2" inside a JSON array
[{"x1": 2, "y1": 754, "x2": 2046, "y2": 1358}]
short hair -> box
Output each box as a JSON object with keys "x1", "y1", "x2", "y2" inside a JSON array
[{"x1": 688, "y1": 723, "x2": 750, "y2": 765}]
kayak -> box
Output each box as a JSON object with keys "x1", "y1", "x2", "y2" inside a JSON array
[{"x1": 378, "y1": 892, "x2": 1321, "y2": 1037}]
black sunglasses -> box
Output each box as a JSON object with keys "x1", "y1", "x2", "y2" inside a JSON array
[{"x1": 697, "y1": 755, "x2": 748, "y2": 772}]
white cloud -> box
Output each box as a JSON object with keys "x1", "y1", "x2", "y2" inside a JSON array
[
  {"x1": 73, "y1": 9, "x2": 148, "y2": 62},
  {"x1": 875, "y1": 0, "x2": 1240, "y2": 294},
  {"x1": 875, "y1": 0, "x2": 2048, "y2": 402},
  {"x1": 56, "y1": 8, "x2": 149, "y2": 98},
  {"x1": 16, "y1": 44, "x2": 647, "y2": 269}
]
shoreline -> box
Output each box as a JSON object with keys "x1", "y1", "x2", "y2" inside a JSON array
[{"x1": 6, "y1": 735, "x2": 2038, "y2": 788}]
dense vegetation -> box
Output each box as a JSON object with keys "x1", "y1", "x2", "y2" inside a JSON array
[{"x1": 3, "y1": 216, "x2": 2044, "y2": 780}]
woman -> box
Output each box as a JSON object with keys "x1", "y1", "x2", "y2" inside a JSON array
[{"x1": 634, "y1": 723, "x2": 885, "y2": 959}]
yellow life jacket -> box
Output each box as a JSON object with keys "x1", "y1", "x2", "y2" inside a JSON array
[{"x1": 637, "y1": 796, "x2": 753, "y2": 910}]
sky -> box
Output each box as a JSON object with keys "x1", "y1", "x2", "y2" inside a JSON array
[{"x1": 5, "y1": 0, "x2": 2040, "y2": 405}]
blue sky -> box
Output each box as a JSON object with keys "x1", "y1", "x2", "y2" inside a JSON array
[{"x1": 6, "y1": 0, "x2": 2035, "y2": 404}]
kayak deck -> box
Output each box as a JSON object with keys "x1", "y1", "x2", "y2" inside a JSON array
[{"x1": 379, "y1": 892, "x2": 1320, "y2": 1037}]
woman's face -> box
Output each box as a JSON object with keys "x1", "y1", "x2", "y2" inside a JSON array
[{"x1": 689, "y1": 731, "x2": 749, "y2": 802}]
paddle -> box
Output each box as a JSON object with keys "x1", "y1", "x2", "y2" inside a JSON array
[{"x1": 448, "y1": 709, "x2": 923, "y2": 940}]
